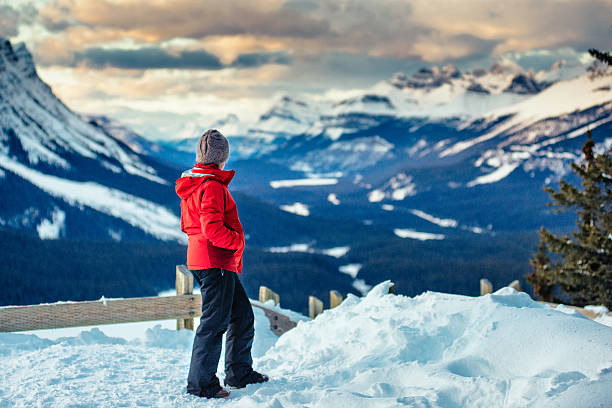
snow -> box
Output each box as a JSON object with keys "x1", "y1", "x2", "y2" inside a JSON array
[
  {"x1": 584, "y1": 306, "x2": 612, "y2": 327},
  {"x1": 352, "y1": 279, "x2": 372, "y2": 295},
  {"x1": 467, "y1": 162, "x2": 521, "y2": 187},
  {"x1": 410, "y1": 209, "x2": 458, "y2": 228},
  {"x1": 270, "y1": 178, "x2": 338, "y2": 188},
  {"x1": 267, "y1": 243, "x2": 312, "y2": 253},
  {"x1": 332, "y1": 94, "x2": 396, "y2": 116},
  {"x1": 249, "y1": 299, "x2": 310, "y2": 325},
  {"x1": 370, "y1": 173, "x2": 417, "y2": 202},
  {"x1": 394, "y1": 229, "x2": 445, "y2": 240},
  {"x1": 36, "y1": 207, "x2": 66, "y2": 239},
  {"x1": 338, "y1": 263, "x2": 362, "y2": 279},
  {"x1": 1, "y1": 157, "x2": 184, "y2": 242},
  {"x1": 253, "y1": 284, "x2": 612, "y2": 407},
  {"x1": 381, "y1": 204, "x2": 394, "y2": 211},
  {"x1": 255, "y1": 96, "x2": 321, "y2": 139},
  {"x1": 266, "y1": 244, "x2": 349, "y2": 259},
  {"x1": 594, "y1": 314, "x2": 612, "y2": 327},
  {"x1": 0, "y1": 44, "x2": 165, "y2": 184},
  {"x1": 466, "y1": 226, "x2": 485, "y2": 234},
  {"x1": 321, "y1": 246, "x2": 350, "y2": 258},
  {"x1": 368, "y1": 189, "x2": 386, "y2": 203},
  {"x1": 21, "y1": 318, "x2": 178, "y2": 342},
  {"x1": 440, "y1": 71, "x2": 612, "y2": 157},
  {"x1": 367, "y1": 66, "x2": 528, "y2": 121},
  {"x1": 327, "y1": 193, "x2": 341, "y2": 205},
  {"x1": 290, "y1": 136, "x2": 394, "y2": 173},
  {"x1": 108, "y1": 229, "x2": 122, "y2": 242},
  {"x1": 339, "y1": 263, "x2": 367, "y2": 295},
  {"x1": 2, "y1": 283, "x2": 611, "y2": 407},
  {"x1": 279, "y1": 202, "x2": 310, "y2": 216}
]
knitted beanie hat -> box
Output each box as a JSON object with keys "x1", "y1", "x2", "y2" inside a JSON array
[{"x1": 196, "y1": 129, "x2": 229, "y2": 166}]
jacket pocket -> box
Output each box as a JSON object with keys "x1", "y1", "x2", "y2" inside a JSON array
[{"x1": 191, "y1": 268, "x2": 223, "y2": 286}]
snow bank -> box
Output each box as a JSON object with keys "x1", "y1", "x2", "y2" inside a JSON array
[
  {"x1": 36, "y1": 207, "x2": 66, "y2": 239},
  {"x1": 252, "y1": 284, "x2": 612, "y2": 407},
  {"x1": 266, "y1": 244, "x2": 350, "y2": 258},
  {"x1": 369, "y1": 173, "x2": 417, "y2": 202},
  {"x1": 1, "y1": 284, "x2": 610, "y2": 407},
  {"x1": 279, "y1": 202, "x2": 310, "y2": 216},
  {"x1": 467, "y1": 162, "x2": 521, "y2": 186},
  {"x1": 394, "y1": 228, "x2": 446, "y2": 240},
  {"x1": 270, "y1": 178, "x2": 338, "y2": 188},
  {"x1": 410, "y1": 209, "x2": 458, "y2": 228}
]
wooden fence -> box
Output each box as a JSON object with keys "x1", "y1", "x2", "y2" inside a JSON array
[
  {"x1": 3, "y1": 270, "x2": 605, "y2": 336},
  {"x1": 0, "y1": 265, "x2": 364, "y2": 336},
  {"x1": 0, "y1": 266, "x2": 299, "y2": 336}
]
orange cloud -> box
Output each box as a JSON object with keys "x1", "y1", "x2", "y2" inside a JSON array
[
  {"x1": 39, "y1": 0, "x2": 331, "y2": 40},
  {"x1": 34, "y1": 0, "x2": 612, "y2": 65}
]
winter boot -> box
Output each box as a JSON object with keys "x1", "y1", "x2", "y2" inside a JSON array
[
  {"x1": 224, "y1": 370, "x2": 269, "y2": 389},
  {"x1": 212, "y1": 389, "x2": 231, "y2": 399}
]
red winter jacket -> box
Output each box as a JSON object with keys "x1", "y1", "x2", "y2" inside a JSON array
[{"x1": 175, "y1": 163, "x2": 245, "y2": 273}]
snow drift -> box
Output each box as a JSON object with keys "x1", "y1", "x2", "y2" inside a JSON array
[{"x1": 1, "y1": 283, "x2": 611, "y2": 407}]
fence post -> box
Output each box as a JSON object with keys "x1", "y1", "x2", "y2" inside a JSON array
[
  {"x1": 309, "y1": 296, "x2": 324, "y2": 319},
  {"x1": 480, "y1": 278, "x2": 493, "y2": 296},
  {"x1": 329, "y1": 290, "x2": 343, "y2": 308},
  {"x1": 259, "y1": 286, "x2": 280, "y2": 306},
  {"x1": 508, "y1": 280, "x2": 522, "y2": 292},
  {"x1": 176, "y1": 265, "x2": 194, "y2": 330},
  {"x1": 388, "y1": 282, "x2": 396, "y2": 294}
]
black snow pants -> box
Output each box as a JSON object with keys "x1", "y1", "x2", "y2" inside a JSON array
[{"x1": 187, "y1": 268, "x2": 255, "y2": 397}]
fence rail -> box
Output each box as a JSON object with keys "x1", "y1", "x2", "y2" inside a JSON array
[
  {"x1": 0, "y1": 266, "x2": 389, "y2": 335},
  {"x1": 5, "y1": 269, "x2": 605, "y2": 336},
  {"x1": 0, "y1": 292, "x2": 300, "y2": 336},
  {"x1": 0, "y1": 265, "x2": 300, "y2": 336},
  {"x1": 0, "y1": 295, "x2": 199, "y2": 333}
]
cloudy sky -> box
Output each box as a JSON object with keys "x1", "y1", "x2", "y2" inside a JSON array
[{"x1": 2, "y1": 0, "x2": 611, "y2": 140}]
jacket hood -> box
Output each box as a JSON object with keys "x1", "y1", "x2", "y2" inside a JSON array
[{"x1": 175, "y1": 163, "x2": 235, "y2": 200}]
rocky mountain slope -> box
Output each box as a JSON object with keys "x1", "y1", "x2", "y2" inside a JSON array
[{"x1": 0, "y1": 38, "x2": 377, "y2": 249}]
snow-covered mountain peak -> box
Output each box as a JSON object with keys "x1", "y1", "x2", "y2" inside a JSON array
[
  {"x1": 0, "y1": 38, "x2": 164, "y2": 183},
  {"x1": 587, "y1": 60, "x2": 612, "y2": 79},
  {"x1": 488, "y1": 59, "x2": 522, "y2": 76},
  {"x1": 0, "y1": 38, "x2": 37, "y2": 79},
  {"x1": 388, "y1": 64, "x2": 462, "y2": 90},
  {"x1": 385, "y1": 59, "x2": 544, "y2": 100},
  {"x1": 503, "y1": 72, "x2": 551, "y2": 95},
  {"x1": 252, "y1": 94, "x2": 321, "y2": 139},
  {"x1": 332, "y1": 94, "x2": 396, "y2": 115},
  {"x1": 208, "y1": 113, "x2": 248, "y2": 137},
  {"x1": 0, "y1": 38, "x2": 18, "y2": 62},
  {"x1": 536, "y1": 59, "x2": 587, "y2": 83}
]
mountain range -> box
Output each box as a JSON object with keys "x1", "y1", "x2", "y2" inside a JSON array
[
  {"x1": 1, "y1": 37, "x2": 611, "y2": 308},
  {"x1": 160, "y1": 56, "x2": 611, "y2": 236}
]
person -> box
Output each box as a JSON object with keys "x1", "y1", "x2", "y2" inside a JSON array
[{"x1": 175, "y1": 129, "x2": 268, "y2": 399}]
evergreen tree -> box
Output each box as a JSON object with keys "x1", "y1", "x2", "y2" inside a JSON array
[
  {"x1": 527, "y1": 240, "x2": 553, "y2": 302},
  {"x1": 588, "y1": 48, "x2": 612, "y2": 65},
  {"x1": 527, "y1": 131, "x2": 612, "y2": 308}
]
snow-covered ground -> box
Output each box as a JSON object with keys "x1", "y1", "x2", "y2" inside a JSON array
[
  {"x1": 279, "y1": 202, "x2": 310, "y2": 216},
  {"x1": 266, "y1": 244, "x2": 350, "y2": 258},
  {"x1": 269, "y1": 178, "x2": 339, "y2": 189},
  {"x1": 2, "y1": 283, "x2": 611, "y2": 407},
  {"x1": 368, "y1": 173, "x2": 417, "y2": 203},
  {"x1": 1, "y1": 158, "x2": 183, "y2": 242},
  {"x1": 394, "y1": 228, "x2": 446, "y2": 240}
]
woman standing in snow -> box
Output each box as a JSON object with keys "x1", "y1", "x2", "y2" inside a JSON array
[{"x1": 175, "y1": 129, "x2": 268, "y2": 399}]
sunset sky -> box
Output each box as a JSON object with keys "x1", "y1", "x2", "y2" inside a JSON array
[{"x1": 2, "y1": 0, "x2": 611, "y2": 140}]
